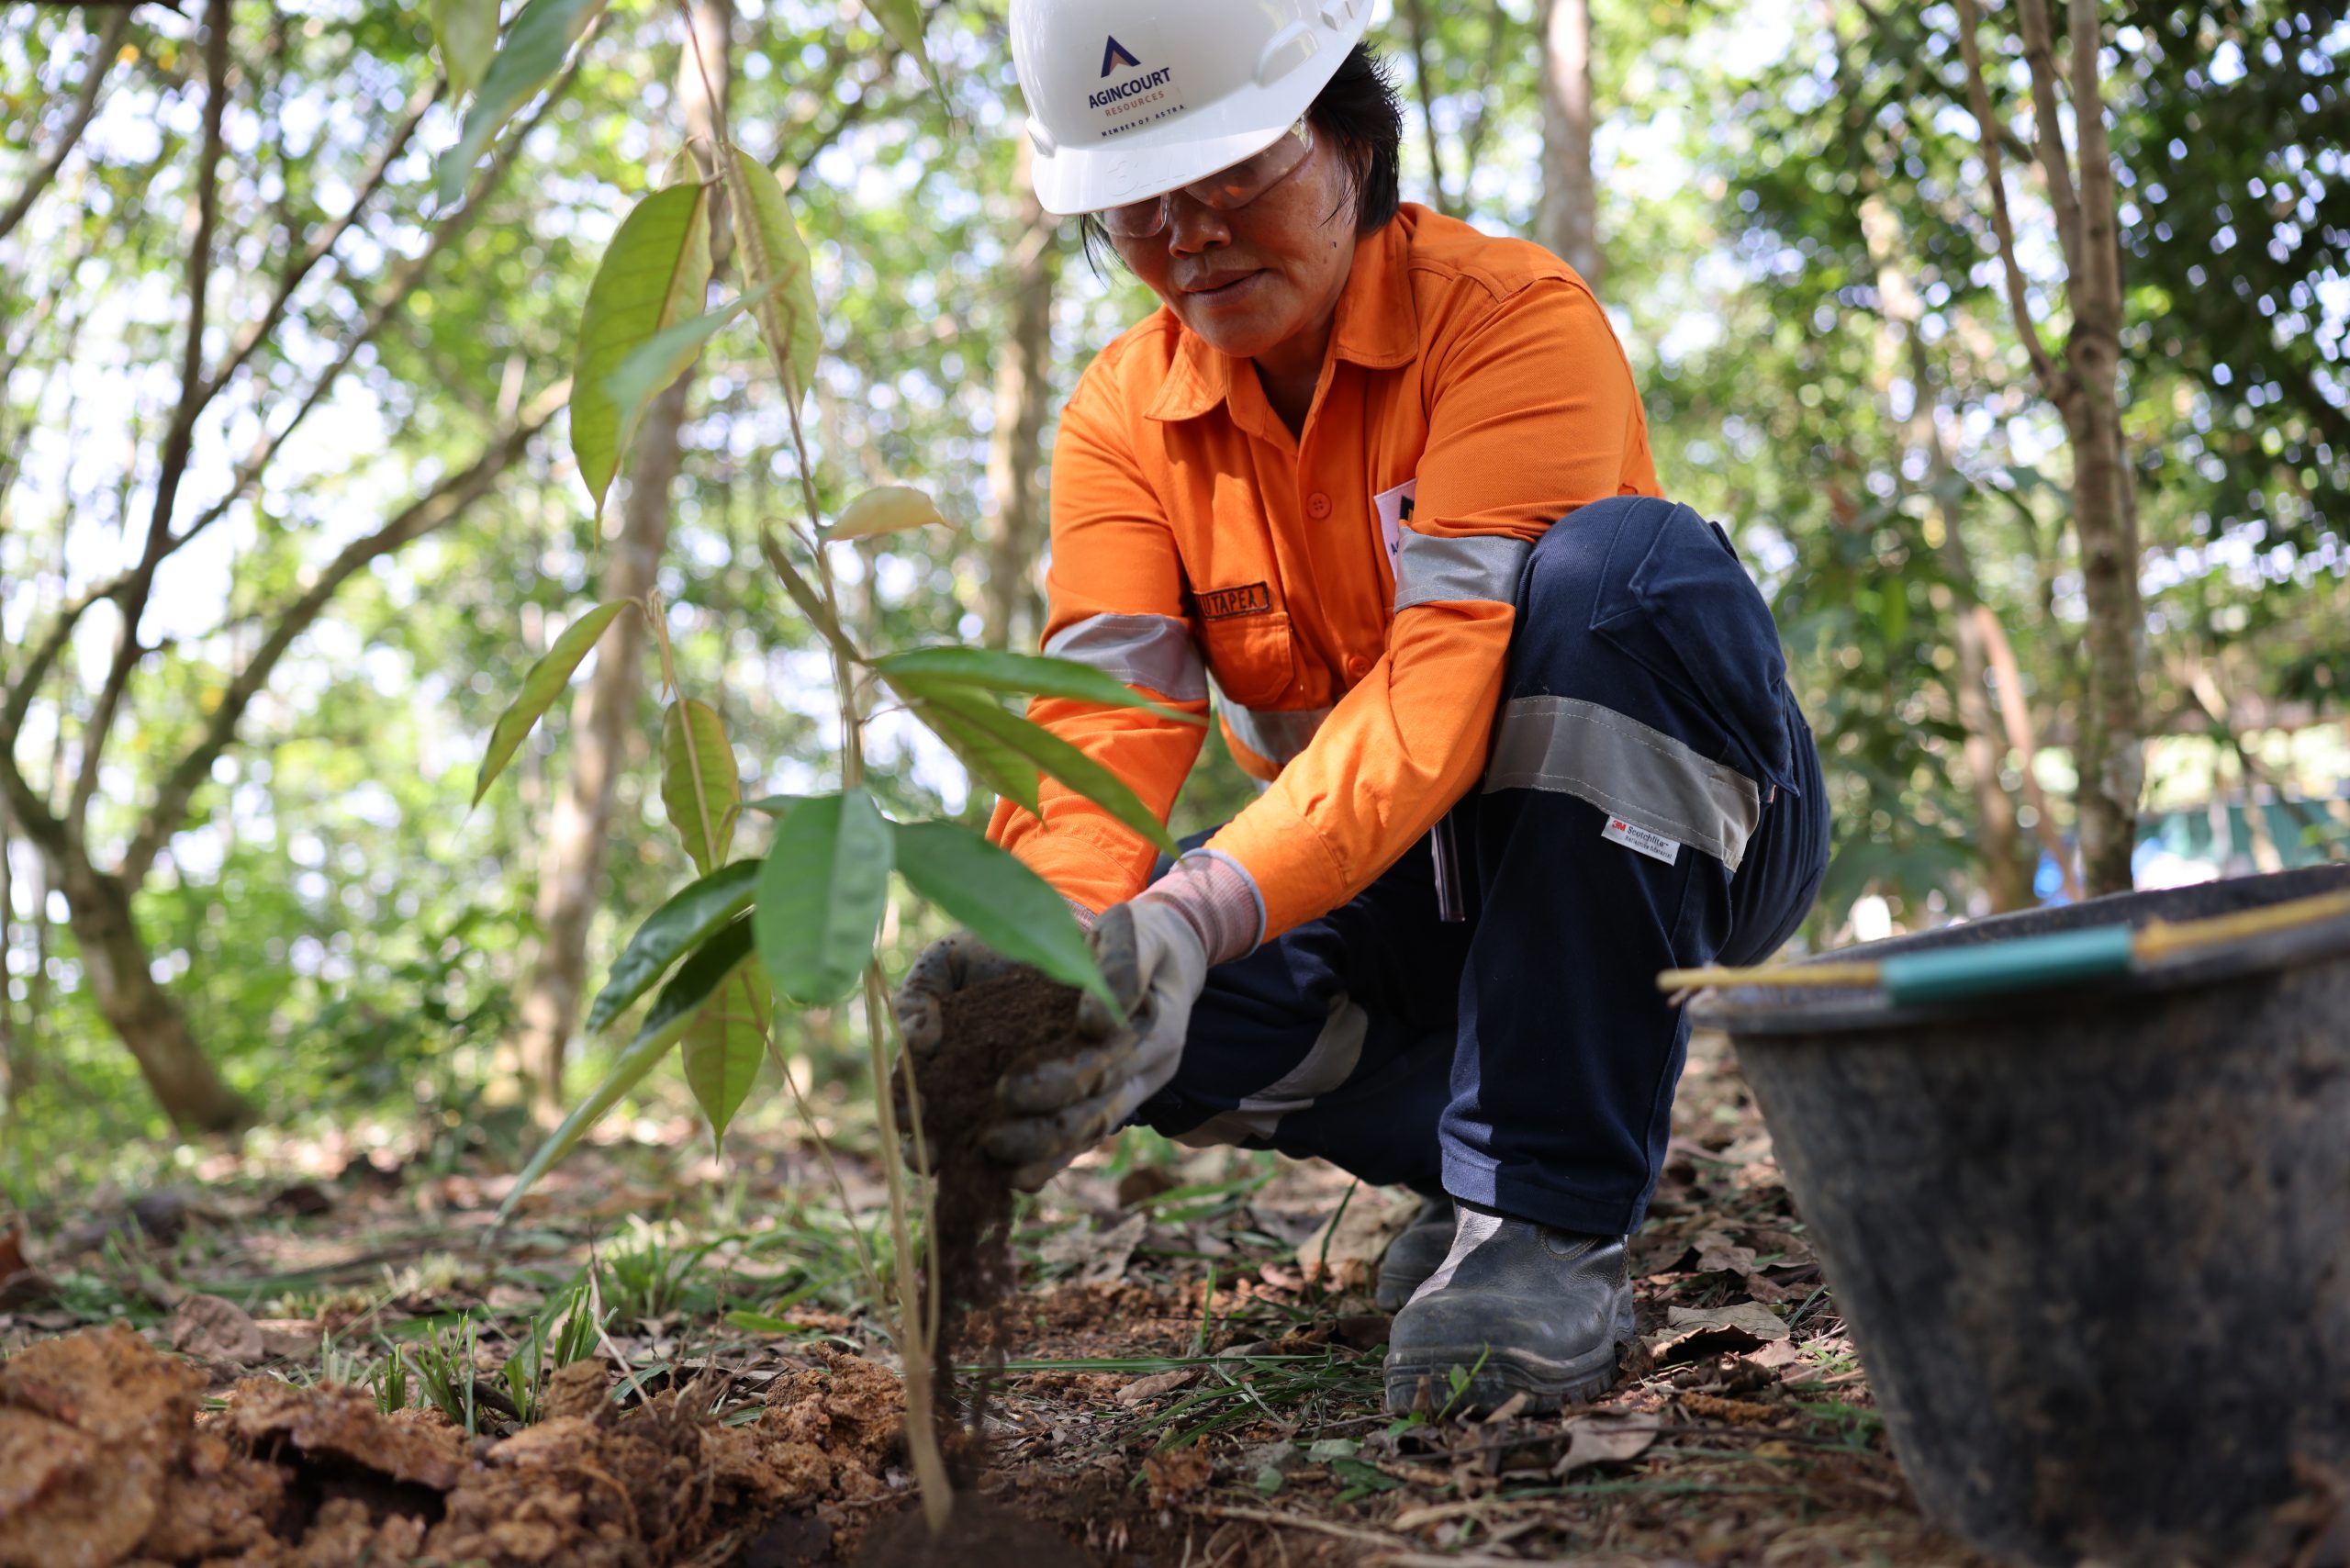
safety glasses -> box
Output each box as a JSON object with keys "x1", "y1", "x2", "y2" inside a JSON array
[{"x1": 1101, "y1": 119, "x2": 1316, "y2": 240}]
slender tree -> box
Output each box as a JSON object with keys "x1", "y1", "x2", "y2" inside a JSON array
[
  {"x1": 981, "y1": 137, "x2": 1058, "y2": 654},
  {"x1": 512, "y1": 0, "x2": 734, "y2": 1120},
  {"x1": 1537, "y1": 0, "x2": 1601, "y2": 282},
  {"x1": 1954, "y1": 0, "x2": 2145, "y2": 895},
  {"x1": 0, "y1": 3, "x2": 572, "y2": 1128}
]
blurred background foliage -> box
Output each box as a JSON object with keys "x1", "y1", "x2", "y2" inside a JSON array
[{"x1": 0, "y1": 0, "x2": 2343, "y2": 1194}]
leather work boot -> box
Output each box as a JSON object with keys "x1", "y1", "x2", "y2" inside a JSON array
[
  {"x1": 1382, "y1": 1210, "x2": 1636, "y2": 1417},
  {"x1": 1374, "y1": 1194, "x2": 1456, "y2": 1312}
]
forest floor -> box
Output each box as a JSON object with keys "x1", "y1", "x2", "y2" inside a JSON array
[{"x1": 0, "y1": 1036, "x2": 1999, "y2": 1567}]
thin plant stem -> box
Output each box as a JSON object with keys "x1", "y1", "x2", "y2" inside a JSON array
[{"x1": 676, "y1": 2, "x2": 947, "y2": 1524}]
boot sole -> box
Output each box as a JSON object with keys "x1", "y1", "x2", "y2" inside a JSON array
[{"x1": 1382, "y1": 1300, "x2": 1637, "y2": 1418}]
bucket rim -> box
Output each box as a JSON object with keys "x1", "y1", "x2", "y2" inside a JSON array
[{"x1": 1691, "y1": 865, "x2": 2350, "y2": 1036}]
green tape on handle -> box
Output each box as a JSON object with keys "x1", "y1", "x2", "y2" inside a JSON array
[{"x1": 1880, "y1": 924, "x2": 2137, "y2": 1007}]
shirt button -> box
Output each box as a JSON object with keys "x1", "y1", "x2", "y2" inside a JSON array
[
  {"x1": 1306, "y1": 491, "x2": 1332, "y2": 520},
  {"x1": 1345, "y1": 654, "x2": 1373, "y2": 680}
]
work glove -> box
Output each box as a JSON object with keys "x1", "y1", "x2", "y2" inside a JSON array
[
  {"x1": 887, "y1": 930, "x2": 1020, "y2": 1170},
  {"x1": 984, "y1": 852, "x2": 1262, "y2": 1191},
  {"x1": 891, "y1": 929, "x2": 1022, "y2": 1065}
]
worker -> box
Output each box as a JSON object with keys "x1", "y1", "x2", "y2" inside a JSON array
[{"x1": 895, "y1": 0, "x2": 1830, "y2": 1415}]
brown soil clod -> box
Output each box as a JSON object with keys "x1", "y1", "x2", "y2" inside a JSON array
[
  {"x1": 0, "y1": 1326, "x2": 909, "y2": 1568},
  {"x1": 909, "y1": 966, "x2": 1085, "y2": 1449},
  {"x1": 847, "y1": 1495, "x2": 1095, "y2": 1568}
]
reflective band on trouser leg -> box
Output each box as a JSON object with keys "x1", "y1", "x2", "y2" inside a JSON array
[
  {"x1": 1175, "y1": 996, "x2": 1370, "y2": 1145},
  {"x1": 1482, "y1": 694, "x2": 1762, "y2": 869},
  {"x1": 1393, "y1": 531, "x2": 1534, "y2": 611},
  {"x1": 1043, "y1": 612, "x2": 1209, "y2": 701},
  {"x1": 1212, "y1": 676, "x2": 1332, "y2": 767}
]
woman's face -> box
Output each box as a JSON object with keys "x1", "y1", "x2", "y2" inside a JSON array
[{"x1": 1110, "y1": 134, "x2": 1360, "y2": 364}]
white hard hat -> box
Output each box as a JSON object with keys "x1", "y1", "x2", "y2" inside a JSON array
[{"x1": 1010, "y1": 0, "x2": 1375, "y2": 217}]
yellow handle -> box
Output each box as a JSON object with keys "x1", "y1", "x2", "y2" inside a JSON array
[{"x1": 1658, "y1": 885, "x2": 2350, "y2": 997}]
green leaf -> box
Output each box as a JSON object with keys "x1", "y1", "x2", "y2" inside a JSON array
[
  {"x1": 430, "y1": 0, "x2": 499, "y2": 97},
  {"x1": 919, "y1": 689, "x2": 1179, "y2": 855},
  {"x1": 584, "y1": 859, "x2": 757, "y2": 1036},
  {"x1": 742, "y1": 795, "x2": 807, "y2": 817},
  {"x1": 681, "y1": 967, "x2": 767, "y2": 1148},
  {"x1": 471, "y1": 600, "x2": 634, "y2": 807},
  {"x1": 911, "y1": 701, "x2": 1040, "y2": 814},
  {"x1": 599, "y1": 285, "x2": 769, "y2": 480},
  {"x1": 823, "y1": 486, "x2": 946, "y2": 542},
  {"x1": 890, "y1": 821, "x2": 1113, "y2": 1007},
  {"x1": 434, "y1": 0, "x2": 606, "y2": 206},
  {"x1": 755, "y1": 790, "x2": 893, "y2": 1005},
  {"x1": 862, "y1": 0, "x2": 939, "y2": 92},
  {"x1": 498, "y1": 916, "x2": 754, "y2": 1221},
  {"x1": 877, "y1": 646, "x2": 1205, "y2": 724},
  {"x1": 570, "y1": 182, "x2": 712, "y2": 513},
  {"x1": 727, "y1": 148, "x2": 823, "y2": 406},
  {"x1": 661, "y1": 698, "x2": 740, "y2": 875}
]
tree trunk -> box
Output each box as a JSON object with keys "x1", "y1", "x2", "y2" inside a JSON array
[
  {"x1": 983, "y1": 137, "x2": 1058, "y2": 653},
  {"x1": 55, "y1": 851, "x2": 251, "y2": 1132},
  {"x1": 509, "y1": 0, "x2": 731, "y2": 1122},
  {"x1": 1536, "y1": 0, "x2": 1600, "y2": 284},
  {"x1": 2061, "y1": 370, "x2": 2143, "y2": 895},
  {"x1": 1955, "y1": 0, "x2": 2143, "y2": 895},
  {"x1": 1, "y1": 795, "x2": 17, "y2": 1122}
]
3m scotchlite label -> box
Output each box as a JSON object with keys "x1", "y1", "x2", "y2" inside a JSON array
[
  {"x1": 1393, "y1": 531, "x2": 1533, "y2": 612},
  {"x1": 1043, "y1": 613, "x2": 1208, "y2": 702},
  {"x1": 1602, "y1": 816, "x2": 1683, "y2": 865},
  {"x1": 1214, "y1": 684, "x2": 1332, "y2": 767},
  {"x1": 1483, "y1": 695, "x2": 1762, "y2": 869}
]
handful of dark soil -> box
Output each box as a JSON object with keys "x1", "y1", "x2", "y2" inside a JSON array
[{"x1": 907, "y1": 966, "x2": 1083, "y2": 1426}]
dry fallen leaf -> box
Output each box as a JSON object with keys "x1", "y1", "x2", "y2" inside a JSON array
[
  {"x1": 172, "y1": 1294, "x2": 265, "y2": 1366},
  {"x1": 1295, "y1": 1184, "x2": 1416, "y2": 1292},
  {"x1": 1113, "y1": 1368, "x2": 1198, "y2": 1407},
  {"x1": 1555, "y1": 1412, "x2": 1661, "y2": 1474},
  {"x1": 1037, "y1": 1213, "x2": 1147, "y2": 1286},
  {"x1": 1142, "y1": 1447, "x2": 1212, "y2": 1506},
  {"x1": 254, "y1": 1319, "x2": 323, "y2": 1362},
  {"x1": 1692, "y1": 1229, "x2": 1759, "y2": 1277},
  {"x1": 1649, "y1": 1300, "x2": 1789, "y2": 1365}
]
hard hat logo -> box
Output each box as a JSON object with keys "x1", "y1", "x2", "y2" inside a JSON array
[{"x1": 1100, "y1": 36, "x2": 1141, "y2": 76}]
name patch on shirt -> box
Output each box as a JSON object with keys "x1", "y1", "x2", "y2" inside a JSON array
[
  {"x1": 1371, "y1": 478, "x2": 1418, "y2": 574},
  {"x1": 1197, "y1": 582, "x2": 1274, "y2": 621}
]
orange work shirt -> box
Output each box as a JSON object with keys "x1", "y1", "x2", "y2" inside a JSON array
[{"x1": 987, "y1": 204, "x2": 1661, "y2": 938}]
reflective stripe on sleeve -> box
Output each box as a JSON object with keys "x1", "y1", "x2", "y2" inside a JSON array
[
  {"x1": 1042, "y1": 612, "x2": 1208, "y2": 701},
  {"x1": 1393, "y1": 530, "x2": 1534, "y2": 612},
  {"x1": 1212, "y1": 677, "x2": 1332, "y2": 767},
  {"x1": 1482, "y1": 695, "x2": 1762, "y2": 869}
]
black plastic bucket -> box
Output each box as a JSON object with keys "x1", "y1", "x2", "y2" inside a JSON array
[{"x1": 1692, "y1": 865, "x2": 2350, "y2": 1566}]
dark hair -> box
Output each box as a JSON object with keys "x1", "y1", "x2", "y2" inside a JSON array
[{"x1": 1076, "y1": 43, "x2": 1405, "y2": 271}]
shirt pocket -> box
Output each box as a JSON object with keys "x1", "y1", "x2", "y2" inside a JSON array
[{"x1": 1199, "y1": 609, "x2": 1297, "y2": 708}]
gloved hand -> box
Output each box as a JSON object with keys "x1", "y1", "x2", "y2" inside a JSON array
[
  {"x1": 888, "y1": 930, "x2": 1020, "y2": 1170},
  {"x1": 983, "y1": 851, "x2": 1263, "y2": 1191},
  {"x1": 891, "y1": 929, "x2": 1021, "y2": 1065},
  {"x1": 981, "y1": 900, "x2": 1206, "y2": 1190}
]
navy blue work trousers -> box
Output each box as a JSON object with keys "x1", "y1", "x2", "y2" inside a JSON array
[{"x1": 1132, "y1": 497, "x2": 1830, "y2": 1236}]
